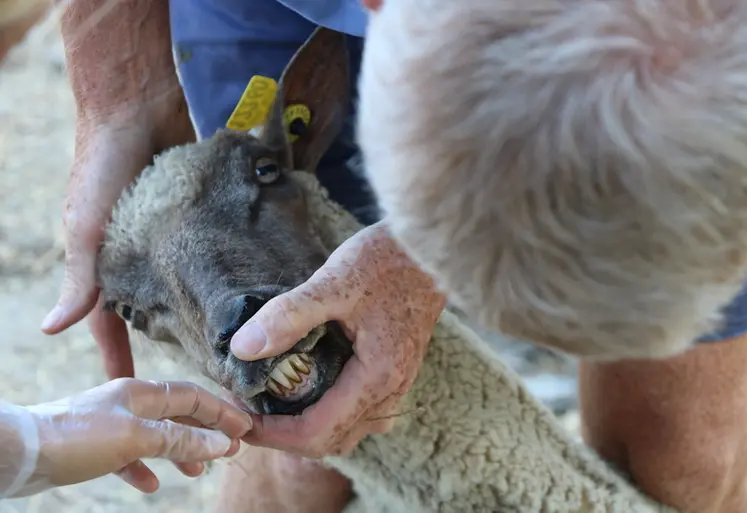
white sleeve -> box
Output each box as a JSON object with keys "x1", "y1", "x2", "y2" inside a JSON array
[{"x1": 0, "y1": 400, "x2": 46, "y2": 499}]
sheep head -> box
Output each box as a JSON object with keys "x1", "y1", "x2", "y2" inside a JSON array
[{"x1": 96, "y1": 27, "x2": 355, "y2": 416}]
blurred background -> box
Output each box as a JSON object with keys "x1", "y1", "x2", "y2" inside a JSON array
[{"x1": 0, "y1": 4, "x2": 580, "y2": 512}]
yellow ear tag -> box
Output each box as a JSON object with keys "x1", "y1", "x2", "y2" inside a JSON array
[
  {"x1": 284, "y1": 104, "x2": 312, "y2": 143},
  {"x1": 225, "y1": 76, "x2": 279, "y2": 131}
]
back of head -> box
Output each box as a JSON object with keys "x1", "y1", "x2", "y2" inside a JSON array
[{"x1": 357, "y1": 0, "x2": 747, "y2": 359}]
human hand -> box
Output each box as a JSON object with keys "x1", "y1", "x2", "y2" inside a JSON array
[
  {"x1": 11, "y1": 379, "x2": 252, "y2": 496},
  {"x1": 40, "y1": 120, "x2": 162, "y2": 380},
  {"x1": 40, "y1": 0, "x2": 194, "y2": 380},
  {"x1": 230, "y1": 221, "x2": 446, "y2": 458},
  {"x1": 42, "y1": 0, "x2": 195, "y2": 379}
]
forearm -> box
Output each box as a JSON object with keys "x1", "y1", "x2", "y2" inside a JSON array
[{"x1": 59, "y1": 0, "x2": 193, "y2": 149}]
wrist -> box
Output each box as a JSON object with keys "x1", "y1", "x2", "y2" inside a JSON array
[
  {"x1": 370, "y1": 221, "x2": 448, "y2": 310},
  {"x1": 24, "y1": 401, "x2": 83, "y2": 491},
  {"x1": 0, "y1": 402, "x2": 44, "y2": 498}
]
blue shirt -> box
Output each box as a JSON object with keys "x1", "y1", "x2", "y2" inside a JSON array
[
  {"x1": 170, "y1": 0, "x2": 368, "y2": 43},
  {"x1": 169, "y1": 0, "x2": 367, "y2": 139}
]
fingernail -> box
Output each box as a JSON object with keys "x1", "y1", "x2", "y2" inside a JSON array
[
  {"x1": 236, "y1": 411, "x2": 253, "y2": 433},
  {"x1": 40, "y1": 305, "x2": 63, "y2": 332},
  {"x1": 230, "y1": 322, "x2": 267, "y2": 360},
  {"x1": 224, "y1": 439, "x2": 242, "y2": 458}
]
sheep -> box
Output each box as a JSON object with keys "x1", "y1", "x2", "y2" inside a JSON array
[{"x1": 95, "y1": 27, "x2": 678, "y2": 513}]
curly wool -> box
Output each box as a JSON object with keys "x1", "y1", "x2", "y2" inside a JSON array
[{"x1": 357, "y1": 0, "x2": 747, "y2": 360}]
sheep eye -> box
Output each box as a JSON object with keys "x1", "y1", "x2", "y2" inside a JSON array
[
  {"x1": 255, "y1": 157, "x2": 280, "y2": 184},
  {"x1": 114, "y1": 302, "x2": 133, "y2": 321}
]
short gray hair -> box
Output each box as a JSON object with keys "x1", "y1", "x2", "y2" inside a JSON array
[{"x1": 357, "y1": 0, "x2": 747, "y2": 359}]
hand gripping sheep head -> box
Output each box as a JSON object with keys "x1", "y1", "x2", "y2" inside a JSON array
[{"x1": 96, "y1": 28, "x2": 355, "y2": 416}]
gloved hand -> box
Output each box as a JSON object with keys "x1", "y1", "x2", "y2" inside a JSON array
[{"x1": 0, "y1": 378, "x2": 253, "y2": 498}]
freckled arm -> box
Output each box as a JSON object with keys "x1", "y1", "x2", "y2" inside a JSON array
[{"x1": 58, "y1": 0, "x2": 194, "y2": 149}]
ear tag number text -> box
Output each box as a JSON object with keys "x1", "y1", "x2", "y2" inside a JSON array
[{"x1": 226, "y1": 76, "x2": 278, "y2": 131}]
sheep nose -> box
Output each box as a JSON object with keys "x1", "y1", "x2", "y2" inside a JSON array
[{"x1": 215, "y1": 293, "x2": 268, "y2": 349}]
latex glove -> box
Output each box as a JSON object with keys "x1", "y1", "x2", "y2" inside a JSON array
[
  {"x1": 39, "y1": 0, "x2": 195, "y2": 380},
  {"x1": 0, "y1": 378, "x2": 253, "y2": 499},
  {"x1": 231, "y1": 221, "x2": 446, "y2": 458}
]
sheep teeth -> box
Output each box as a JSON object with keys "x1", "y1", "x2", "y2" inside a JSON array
[
  {"x1": 277, "y1": 358, "x2": 303, "y2": 384},
  {"x1": 289, "y1": 354, "x2": 311, "y2": 375},
  {"x1": 267, "y1": 380, "x2": 285, "y2": 397},
  {"x1": 270, "y1": 368, "x2": 294, "y2": 391},
  {"x1": 267, "y1": 354, "x2": 313, "y2": 396}
]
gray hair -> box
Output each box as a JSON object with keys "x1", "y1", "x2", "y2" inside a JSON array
[{"x1": 357, "y1": 0, "x2": 747, "y2": 359}]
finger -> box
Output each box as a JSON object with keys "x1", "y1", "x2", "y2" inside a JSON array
[
  {"x1": 224, "y1": 438, "x2": 242, "y2": 458},
  {"x1": 362, "y1": 389, "x2": 404, "y2": 425},
  {"x1": 40, "y1": 241, "x2": 100, "y2": 334},
  {"x1": 115, "y1": 460, "x2": 160, "y2": 493},
  {"x1": 173, "y1": 461, "x2": 205, "y2": 478},
  {"x1": 40, "y1": 193, "x2": 102, "y2": 334},
  {"x1": 230, "y1": 276, "x2": 348, "y2": 361},
  {"x1": 169, "y1": 415, "x2": 204, "y2": 428},
  {"x1": 242, "y1": 355, "x2": 382, "y2": 455},
  {"x1": 332, "y1": 419, "x2": 391, "y2": 456},
  {"x1": 42, "y1": 127, "x2": 154, "y2": 335},
  {"x1": 132, "y1": 381, "x2": 253, "y2": 438},
  {"x1": 139, "y1": 419, "x2": 237, "y2": 461},
  {"x1": 331, "y1": 396, "x2": 400, "y2": 456},
  {"x1": 331, "y1": 424, "x2": 372, "y2": 457},
  {"x1": 88, "y1": 295, "x2": 135, "y2": 379},
  {"x1": 168, "y1": 416, "x2": 243, "y2": 456},
  {"x1": 360, "y1": 405, "x2": 399, "y2": 436}
]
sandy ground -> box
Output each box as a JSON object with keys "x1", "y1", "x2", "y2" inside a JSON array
[{"x1": 0, "y1": 10, "x2": 580, "y2": 513}]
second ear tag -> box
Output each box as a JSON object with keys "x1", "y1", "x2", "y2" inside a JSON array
[{"x1": 283, "y1": 104, "x2": 311, "y2": 143}]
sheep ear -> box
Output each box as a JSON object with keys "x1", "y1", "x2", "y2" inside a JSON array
[{"x1": 278, "y1": 26, "x2": 350, "y2": 173}]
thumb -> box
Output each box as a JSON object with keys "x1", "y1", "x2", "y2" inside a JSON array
[
  {"x1": 230, "y1": 279, "x2": 343, "y2": 361},
  {"x1": 141, "y1": 420, "x2": 236, "y2": 462},
  {"x1": 41, "y1": 238, "x2": 100, "y2": 334}
]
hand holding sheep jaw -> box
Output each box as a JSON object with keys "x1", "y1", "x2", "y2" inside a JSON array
[
  {"x1": 227, "y1": 322, "x2": 353, "y2": 415},
  {"x1": 206, "y1": 289, "x2": 353, "y2": 414},
  {"x1": 216, "y1": 318, "x2": 323, "y2": 399}
]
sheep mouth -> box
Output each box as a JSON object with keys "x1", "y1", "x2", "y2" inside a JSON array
[{"x1": 239, "y1": 321, "x2": 354, "y2": 416}]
